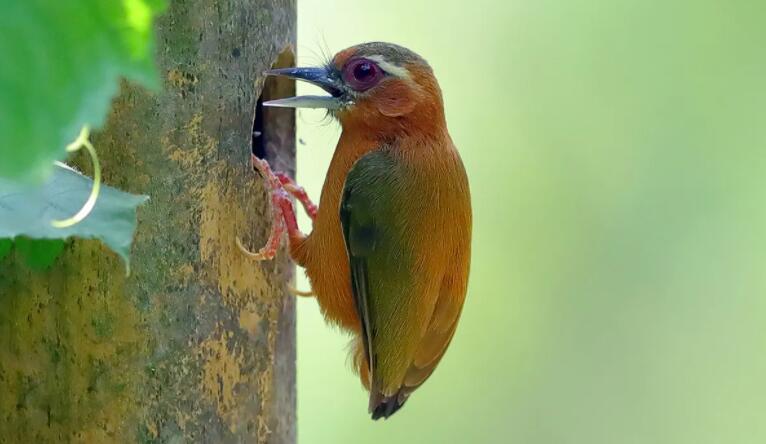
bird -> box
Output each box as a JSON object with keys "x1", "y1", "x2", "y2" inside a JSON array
[{"x1": 240, "y1": 42, "x2": 472, "y2": 420}]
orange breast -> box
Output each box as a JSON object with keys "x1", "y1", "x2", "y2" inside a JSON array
[{"x1": 289, "y1": 131, "x2": 378, "y2": 331}]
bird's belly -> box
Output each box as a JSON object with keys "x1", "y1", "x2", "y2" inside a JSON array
[
  {"x1": 299, "y1": 221, "x2": 361, "y2": 333},
  {"x1": 293, "y1": 133, "x2": 380, "y2": 333}
]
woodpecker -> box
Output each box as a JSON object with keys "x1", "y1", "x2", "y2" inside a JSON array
[{"x1": 242, "y1": 42, "x2": 471, "y2": 420}]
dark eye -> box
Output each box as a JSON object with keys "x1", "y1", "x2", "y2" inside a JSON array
[
  {"x1": 354, "y1": 62, "x2": 374, "y2": 80},
  {"x1": 342, "y1": 58, "x2": 382, "y2": 91}
]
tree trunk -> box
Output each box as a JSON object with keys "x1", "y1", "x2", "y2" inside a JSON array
[{"x1": 0, "y1": 1, "x2": 296, "y2": 442}]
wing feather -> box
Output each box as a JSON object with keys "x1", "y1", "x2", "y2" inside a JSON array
[{"x1": 340, "y1": 147, "x2": 469, "y2": 419}]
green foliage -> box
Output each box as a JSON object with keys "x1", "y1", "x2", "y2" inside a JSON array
[
  {"x1": 0, "y1": 0, "x2": 165, "y2": 183},
  {"x1": 0, "y1": 164, "x2": 148, "y2": 268},
  {"x1": 13, "y1": 238, "x2": 66, "y2": 270},
  {"x1": 0, "y1": 239, "x2": 11, "y2": 262}
]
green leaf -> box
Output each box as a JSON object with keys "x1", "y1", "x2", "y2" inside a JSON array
[
  {"x1": 0, "y1": 239, "x2": 11, "y2": 262},
  {"x1": 14, "y1": 237, "x2": 66, "y2": 270},
  {"x1": 0, "y1": 0, "x2": 166, "y2": 183},
  {"x1": 0, "y1": 164, "x2": 148, "y2": 267}
]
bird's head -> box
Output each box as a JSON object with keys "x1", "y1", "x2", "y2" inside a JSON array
[{"x1": 264, "y1": 42, "x2": 445, "y2": 137}]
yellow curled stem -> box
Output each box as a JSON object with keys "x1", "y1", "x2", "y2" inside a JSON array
[{"x1": 51, "y1": 126, "x2": 102, "y2": 228}]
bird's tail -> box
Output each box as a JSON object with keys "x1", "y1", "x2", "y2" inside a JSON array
[
  {"x1": 369, "y1": 388, "x2": 409, "y2": 420},
  {"x1": 354, "y1": 336, "x2": 411, "y2": 420}
]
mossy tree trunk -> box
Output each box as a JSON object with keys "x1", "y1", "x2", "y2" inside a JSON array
[{"x1": 0, "y1": 1, "x2": 296, "y2": 442}]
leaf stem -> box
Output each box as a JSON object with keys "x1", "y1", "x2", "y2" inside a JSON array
[{"x1": 51, "y1": 126, "x2": 102, "y2": 228}]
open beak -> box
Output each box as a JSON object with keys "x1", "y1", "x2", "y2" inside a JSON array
[{"x1": 263, "y1": 67, "x2": 344, "y2": 109}]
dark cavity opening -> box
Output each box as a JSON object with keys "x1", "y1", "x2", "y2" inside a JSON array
[
  {"x1": 252, "y1": 49, "x2": 296, "y2": 174},
  {"x1": 252, "y1": 96, "x2": 266, "y2": 159}
]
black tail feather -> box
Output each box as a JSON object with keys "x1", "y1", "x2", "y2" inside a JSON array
[{"x1": 370, "y1": 391, "x2": 408, "y2": 420}]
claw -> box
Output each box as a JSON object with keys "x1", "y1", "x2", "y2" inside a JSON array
[
  {"x1": 239, "y1": 154, "x2": 312, "y2": 262},
  {"x1": 287, "y1": 283, "x2": 315, "y2": 297},
  {"x1": 236, "y1": 236, "x2": 271, "y2": 261}
]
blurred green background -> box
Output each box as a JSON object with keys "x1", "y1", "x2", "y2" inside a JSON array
[{"x1": 293, "y1": 1, "x2": 766, "y2": 443}]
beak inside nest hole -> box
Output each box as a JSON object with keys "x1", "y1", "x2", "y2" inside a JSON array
[{"x1": 252, "y1": 48, "x2": 296, "y2": 168}]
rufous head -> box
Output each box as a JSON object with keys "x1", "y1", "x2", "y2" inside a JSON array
[{"x1": 265, "y1": 42, "x2": 445, "y2": 136}]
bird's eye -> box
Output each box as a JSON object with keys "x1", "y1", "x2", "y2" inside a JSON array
[
  {"x1": 354, "y1": 62, "x2": 375, "y2": 80},
  {"x1": 342, "y1": 59, "x2": 382, "y2": 91}
]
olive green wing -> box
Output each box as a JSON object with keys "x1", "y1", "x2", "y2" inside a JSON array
[
  {"x1": 340, "y1": 148, "x2": 433, "y2": 419},
  {"x1": 340, "y1": 148, "x2": 402, "y2": 376}
]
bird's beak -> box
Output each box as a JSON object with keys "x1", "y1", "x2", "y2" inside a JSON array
[{"x1": 263, "y1": 67, "x2": 343, "y2": 109}]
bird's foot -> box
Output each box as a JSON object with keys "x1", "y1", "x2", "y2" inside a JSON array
[
  {"x1": 274, "y1": 172, "x2": 318, "y2": 222},
  {"x1": 237, "y1": 155, "x2": 309, "y2": 261}
]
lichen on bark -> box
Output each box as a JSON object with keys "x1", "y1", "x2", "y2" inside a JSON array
[{"x1": 0, "y1": 1, "x2": 297, "y2": 442}]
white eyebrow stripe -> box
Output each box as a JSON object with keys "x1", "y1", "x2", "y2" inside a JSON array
[{"x1": 366, "y1": 55, "x2": 411, "y2": 79}]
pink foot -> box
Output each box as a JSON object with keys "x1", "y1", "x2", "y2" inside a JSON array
[
  {"x1": 237, "y1": 155, "x2": 312, "y2": 261},
  {"x1": 275, "y1": 172, "x2": 318, "y2": 221}
]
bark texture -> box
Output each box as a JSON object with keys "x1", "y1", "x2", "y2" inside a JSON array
[{"x1": 0, "y1": 1, "x2": 296, "y2": 442}]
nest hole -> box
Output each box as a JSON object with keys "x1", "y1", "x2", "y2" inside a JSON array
[{"x1": 252, "y1": 48, "x2": 296, "y2": 168}]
